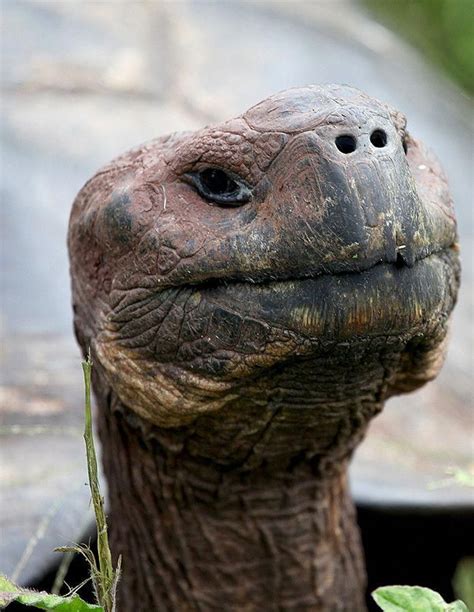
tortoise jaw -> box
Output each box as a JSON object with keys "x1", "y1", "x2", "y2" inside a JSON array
[
  {"x1": 202, "y1": 247, "x2": 459, "y2": 343},
  {"x1": 94, "y1": 247, "x2": 459, "y2": 429}
]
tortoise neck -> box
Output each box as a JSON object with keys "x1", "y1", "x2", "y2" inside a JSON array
[{"x1": 98, "y1": 391, "x2": 371, "y2": 611}]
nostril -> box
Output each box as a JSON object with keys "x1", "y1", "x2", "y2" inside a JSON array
[
  {"x1": 335, "y1": 135, "x2": 357, "y2": 154},
  {"x1": 370, "y1": 129, "x2": 387, "y2": 148}
]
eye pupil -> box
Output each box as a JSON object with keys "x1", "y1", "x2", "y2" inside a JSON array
[
  {"x1": 201, "y1": 168, "x2": 236, "y2": 195},
  {"x1": 188, "y1": 167, "x2": 251, "y2": 206}
]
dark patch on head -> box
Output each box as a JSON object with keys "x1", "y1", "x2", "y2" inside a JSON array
[{"x1": 104, "y1": 192, "x2": 133, "y2": 244}]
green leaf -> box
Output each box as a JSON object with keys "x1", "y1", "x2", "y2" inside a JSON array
[
  {"x1": 453, "y1": 557, "x2": 474, "y2": 610},
  {"x1": 0, "y1": 574, "x2": 103, "y2": 611},
  {"x1": 372, "y1": 585, "x2": 469, "y2": 612}
]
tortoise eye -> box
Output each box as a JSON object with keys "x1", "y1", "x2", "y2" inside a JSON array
[
  {"x1": 201, "y1": 168, "x2": 237, "y2": 195},
  {"x1": 187, "y1": 167, "x2": 252, "y2": 206}
]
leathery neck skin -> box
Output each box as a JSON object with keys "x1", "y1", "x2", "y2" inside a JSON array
[{"x1": 95, "y1": 343, "x2": 405, "y2": 612}]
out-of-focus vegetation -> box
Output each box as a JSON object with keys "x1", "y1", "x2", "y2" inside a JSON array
[
  {"x1": 0, "y1": 358, "x2": 120, "y2": 612},
  {"x1": 364, "y1": 0, "x2": 474, "y2": 96},
  {"x1": 453, "y1": 557, "x2": 474, "y2": 611}
]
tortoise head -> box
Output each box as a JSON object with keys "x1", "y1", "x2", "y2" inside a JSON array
[{"x1": 69, "y1": 84, "x2": 459, "y2": 428}]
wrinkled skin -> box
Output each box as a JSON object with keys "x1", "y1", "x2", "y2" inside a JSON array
[{"x1": 68, "y1": 85, "x2": 459, "y2": 611}]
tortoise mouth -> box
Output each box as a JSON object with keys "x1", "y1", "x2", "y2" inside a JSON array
[
  {"x1": 201, "y1": 247, "x2": 459, "y2": 341},
  {"x1": 175, "y1": 233, "x2": 458, "y2": 293}
]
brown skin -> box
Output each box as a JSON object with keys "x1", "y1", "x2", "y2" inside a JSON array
[{"x1": 68, "y1": 85, "x2": 459, "y2": 611}]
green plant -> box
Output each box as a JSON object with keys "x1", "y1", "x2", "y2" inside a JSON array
[
  {"x1": 372, "y1": 585, "x2": 468, "y2": 611},
  {"x1": 365, "y1": 0, "x2": 474, "y2": 95},
  {"x1": 0, "y1": 575, "x2": 102, "y2": 611},
  {"x1": 0, "y1": 355, "x2": 120, "y2": 612},
  {"x1": 453, "y1": 557, "x2": 474, "y2": 610}
]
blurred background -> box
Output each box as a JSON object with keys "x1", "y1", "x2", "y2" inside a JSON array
[{"x1": 1, "y1": 0, "x2": 473, "y2": 609}]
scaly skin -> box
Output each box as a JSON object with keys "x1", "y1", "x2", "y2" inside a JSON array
[{"x1": 68, "y1": 85, "x2": 459, "y2": 611}]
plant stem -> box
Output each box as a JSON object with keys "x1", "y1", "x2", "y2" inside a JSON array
[{"x1": 82, "y1": 353, "x2": 116, "y2": 612}]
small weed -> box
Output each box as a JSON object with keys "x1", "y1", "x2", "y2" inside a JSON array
[{"x1": 0, "y1": 353, "x2": 120, "y2": 611}]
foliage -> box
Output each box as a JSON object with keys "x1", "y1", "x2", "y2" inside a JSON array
[
  {"x1": 429, "y1": 466, "x2": 474, "y2": 490},
  {"x1": 364, "y1": 0, "x2": 474, "y2": 95},
  {"x1": 0, "y1": 355, "x2": 120, "y2": 612},
  {"x1": 0, "y1": 574, "x2": 102, "y2": 611},
  {"x1": 453, "y1": 557, "x2": 474, "y2": 610},
  {"x1": 372, "y1": 585, "x2": 468, "y2": 611},
  {"x1": 76, "y1": 354, "x2": 120, "y2": 611}
]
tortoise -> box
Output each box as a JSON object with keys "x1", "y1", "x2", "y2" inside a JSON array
[
  {"x1": 68, "y1": 84, "x2": 459, "y2": 611},
  {"x1": 2, "y1": 1, "x2": 472, "y2": 600}
]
